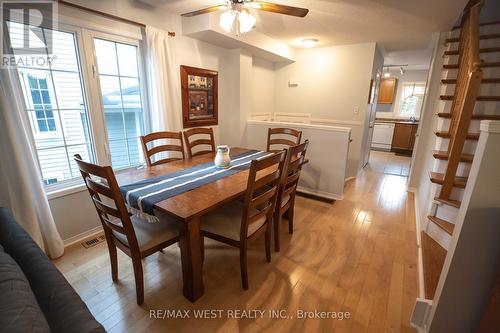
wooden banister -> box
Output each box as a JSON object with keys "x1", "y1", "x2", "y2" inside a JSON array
[{"x1": 439, "y1": 1, "x2": 484, "y2": 200}]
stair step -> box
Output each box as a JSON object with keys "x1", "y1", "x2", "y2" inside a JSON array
[
  {"x1": 443, "y1": 62, "x2": 500, "y2": 69},
  {"x1": 436, "y1": 113, "x2": 500, "y2": 120},
  {"x1": 430, "y1": 172, "x2": 468, "y2": 188},
  {"x1": 444, "y1": 47, "x2": 500, "y2": 56},
  {"x1": 441, "y1": 78, "x2": 500, "y2": 84},
  {"x1": 428, "y1": 215, "x2": 455, "y2": 235},
  {"x1": 446, "y1": 33, "x2": 500, "y2": 43},
  {"x1": 440, "y1": 95, "x2": 500, "y2": 101},
  {"x1": 421, "y1": 231, "x2": 447, "y2": 299},
  {"x1": 435, "y1": 131, "x2": 480, "y2": 140},
  {"x1": 434, "y1": 197, "x2": 462, "y2": 208},
  {"x1": 432, "y1": 150, "x2": 474, "y2": 163},
  {"x1": 452, "y1": 20, "x2": 500, "y2": 30}
]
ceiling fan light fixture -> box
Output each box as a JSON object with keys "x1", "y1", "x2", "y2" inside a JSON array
[
  {"x1": 301, "y1": 38, "x2": 318, "y2": 48},
  {"x1": 219, "y1": 8, "x2": 256, "y2": 36}
]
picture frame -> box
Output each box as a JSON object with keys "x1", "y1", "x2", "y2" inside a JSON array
[{"x1": 180, "y1": 65, "x2": 218, "y2": 128}]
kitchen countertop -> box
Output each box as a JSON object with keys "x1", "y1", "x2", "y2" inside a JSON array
[{"x1": 375, "y1": 118, "x2": 419, "y2": 125}]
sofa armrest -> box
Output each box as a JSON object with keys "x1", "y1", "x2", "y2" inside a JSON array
[{"x1": 0, "y1": 208, "x2": 105, "y2": 333}]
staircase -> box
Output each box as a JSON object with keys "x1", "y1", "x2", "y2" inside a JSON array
[{"x1": 422, "y1": 0, "x2": 500, "y2": 299}]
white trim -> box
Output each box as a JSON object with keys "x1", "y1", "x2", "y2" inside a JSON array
[
  {"x1": 274, "y1": 112, "x2": 311, "y2": 124},
  {"x1": 413, "y1": 191, "x2": 426, "y2": 299},
  {"x1": 247, "y1": 120, "x2": 352, "y2": 133},
  {"x1": 480, "y1": 120, "x2": 500, "y2": 133},
  {"x1": 63, "y1": 225, "x2": 103, "y2": 247},
  {"x1": 296, "y1": 186, "x2": 343, "y2": 201},
  {"x1": 47, "y1": 182, "x2": 87, "y2": 200},
  {"x1": 311, "y1": 118, "x2": 364, "y2": 127},
  {"x1": 344, "y1": 176, "x2": 357, "y2": 183}
]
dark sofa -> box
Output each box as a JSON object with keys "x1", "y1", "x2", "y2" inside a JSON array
[{"x1": 0, "y1": 208, "x2": 105, "y2": 333}]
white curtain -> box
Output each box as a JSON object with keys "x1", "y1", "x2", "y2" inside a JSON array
[
  {"x1": 0, "y1": 67, "x2": 64, "y2": 259},
  {"x1": 145, "y1": 26, "x2": 182, "y2": 132}
]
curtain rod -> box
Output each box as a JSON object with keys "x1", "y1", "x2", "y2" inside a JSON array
[{"x1": 56, "y1": 0, "x2": 176, "y2": 37}]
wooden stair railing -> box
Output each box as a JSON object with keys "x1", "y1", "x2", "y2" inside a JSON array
[{"x1": 438, "y1": 0, "x2": 484, "y2": 200}]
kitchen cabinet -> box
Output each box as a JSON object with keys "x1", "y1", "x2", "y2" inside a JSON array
[
  {"x1": 378, "y1": 78, "x2": 397, "y2": 104},
  {"x1": 391, "y1": 123, "x2": 418, "y2": 154}
]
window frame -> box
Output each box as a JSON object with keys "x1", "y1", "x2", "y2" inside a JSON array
[
  {"x1": 6, "y1": 17, "x2": 150, "y2": 195},
  {"x1": 397, "y1": 81, "x2": 426, "y2": 118},
  {"x1": 84, "y1": 30, "x2": 151, "y2": 170}
]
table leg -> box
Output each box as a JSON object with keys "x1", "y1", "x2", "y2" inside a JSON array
[{"x1": 179, "y1": 216, "x2": 204, "y2": 302}]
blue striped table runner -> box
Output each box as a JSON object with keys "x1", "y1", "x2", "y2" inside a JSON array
[{"x1": 120, "y1": 150, "x2": 273, "y2": 220}]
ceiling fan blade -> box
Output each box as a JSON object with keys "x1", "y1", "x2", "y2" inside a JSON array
[
  {"x1": 181, "y1": 5, "x2": 228, "y2": 17},
  {"x1": 256, "y1": 1, "x2": 309, "y2": 17}
]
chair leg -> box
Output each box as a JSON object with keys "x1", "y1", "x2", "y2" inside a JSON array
[
  {"x1": 287, "y1": 200, "x2": 295, "y2": 234},
  {"x1": 105, "y1": 235, "x2": 118, "y2": 281},
  {"x1": 274, "y1": 210, "x2": 281, "y2": 252},
  {"x1": 201, "y1": 236, "x2": 205, "y2": 264},
  {"x1": 240, "y1": 246, "x2": 249, "y2": 290},
  {"x1": 265, "y1": 225, "x2": 271, "y2": 262},
  {"x1": 131, "y1": 255, "x2": 144, "y2": 305}
]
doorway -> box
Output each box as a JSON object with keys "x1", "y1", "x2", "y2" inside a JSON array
[{"x1": 367, "y1": 61, "x2": 430, "y2": 177}]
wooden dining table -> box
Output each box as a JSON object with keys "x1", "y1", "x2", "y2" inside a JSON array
[{"x1": 115, "y1": 147, "x2": 266, "y2": 302}]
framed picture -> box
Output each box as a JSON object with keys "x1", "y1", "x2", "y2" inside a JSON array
[{"x1": 180, "y1": 65, "x2": 218, "y2": 128}]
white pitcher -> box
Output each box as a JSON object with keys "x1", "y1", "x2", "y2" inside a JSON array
[{"x1": 214, "y1": 145, "x2": 231, "y2": 168}]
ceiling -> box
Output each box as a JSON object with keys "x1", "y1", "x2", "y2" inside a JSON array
[{"x1": 137, "y1": 0, "x2": 467, "y2": 54}]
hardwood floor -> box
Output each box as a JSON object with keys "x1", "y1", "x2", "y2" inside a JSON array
[
  {"x1": 368, "y1": 151, "x2": 411, "y2": 177},
  {"x1": 54, "y1": 168, "x2": 418, "y2": 333}
]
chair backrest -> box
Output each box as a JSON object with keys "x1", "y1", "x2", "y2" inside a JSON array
[
  {"x1": 74, "y1": 154, "x2": 140, "y2": 252},
  {"x1": 240, "y1": 151, "x2": 286, "y2": 240},
  {"x1": 183, "y1": 127, "x2": 216, "y2": 158},
  {"x1": 140, "y1": 131, "x2": 185, "y2": 167},
  {"x1": 278, "y1": 140, "x2": 309, "y2": 208},
  {"x1": 267, "y1": 127, "x2": 302, "y2": 152}
]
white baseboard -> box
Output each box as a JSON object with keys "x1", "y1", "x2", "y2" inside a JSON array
[
  {"x1": 413, "y1": 193, "x2": 425, "y2": 299},
  {"x1": 63, "y1": 226, "x2": 103, "y2": 248},
  {"x1": 344, "y1": 176, "x2": 357, "y2": 183},
  {"x1": 296, "y1": 186, "x2": 343, "y2": 201}
]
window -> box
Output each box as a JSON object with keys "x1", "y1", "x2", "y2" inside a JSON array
[
  {"x1": 398, "y1": 83, "x2": 426, "y2": 117},
  {"x1": 8, "y1": 22, "x2": 95, "y2": 186},
  {"x1": 6, "y1": 20, "x2": 147, "y2": 190},
  {"x1": 94, "y1": 38, "x2": 145, "y2": 169},
  {"x1": 28, "y1": 76, "x2": 57, "y2": 132}
]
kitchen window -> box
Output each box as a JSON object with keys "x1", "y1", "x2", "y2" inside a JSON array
[
  {"x1": 398, "y1": 83, "x2": 426, "y2": 117},
  {"x1": 5, "y1": 19, "x2": 148, "y2": 192}
]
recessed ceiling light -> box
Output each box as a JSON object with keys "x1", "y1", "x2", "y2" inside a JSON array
[{"x1": 301, "y1": 38, "x2": 318, "y2": 48}]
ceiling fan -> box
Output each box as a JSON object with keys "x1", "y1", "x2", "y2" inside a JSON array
[{"x1": 181, "y1": 0, "x2": 309, "y2": 36}]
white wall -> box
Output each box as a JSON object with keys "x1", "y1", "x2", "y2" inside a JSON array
[
  {"x1": 376, "y1": 69, "x2": 429, "y2": 118},
  {"x1": 360, "y1": 44, "x2": 385, "y2": 169},
  {"x1": 273, "y1": 43, "x2": 377, "y2": 178},
  {"x1": 251, "y1": 57, "x2": 275, "y2": 117}
]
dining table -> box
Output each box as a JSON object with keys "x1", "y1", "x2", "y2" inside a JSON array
[{"x1": 115, "y1": 147, "x2": 271, "y2": 302}]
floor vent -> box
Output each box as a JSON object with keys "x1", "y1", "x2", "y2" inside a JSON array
[{"x1": 81, "y1": 234, "x2": 106, "y2": 249}]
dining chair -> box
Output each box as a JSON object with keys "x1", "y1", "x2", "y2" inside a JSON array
[
  {"x1": 200, "y1": 151, "x2": 286, "y2": 289},
  {"x1": 274, "y1": 140, "x2": 309, "y2": 252},
  {"x1": 266, "y1": 128, "x2": 302, "y2": 152},
  {"x1": 140, "y1": 131, "x2": 185, "y2": 167},
  {"x1": 183, "y1": 127, "x2": 216, "y2": 158},
  {"x1": 74, "y1": 154, "x2": 180, "y2": 305}
]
